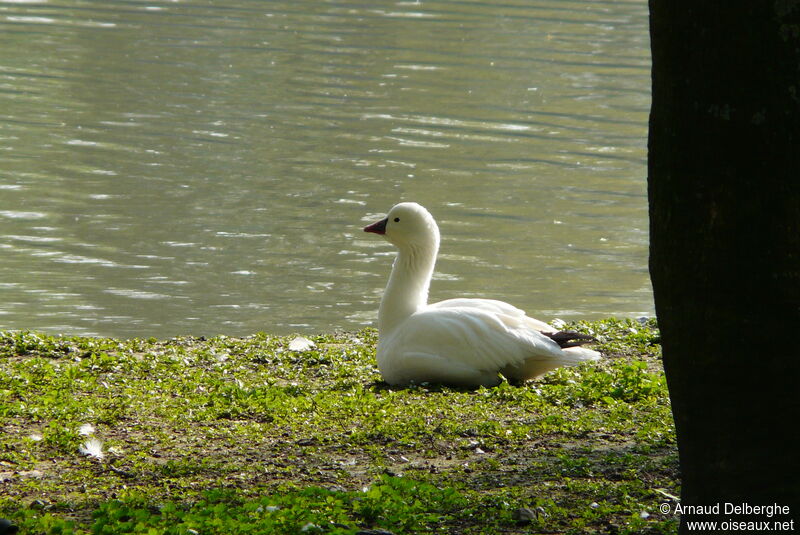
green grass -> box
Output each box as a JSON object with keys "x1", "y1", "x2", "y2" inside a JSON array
[{"x1": 0, "y1": 319, "x2": 678, "y2": 534}]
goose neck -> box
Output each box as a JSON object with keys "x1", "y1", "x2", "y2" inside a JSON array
[{"x1": 378, "y1": 243, "x2": 437, "y2": 334}]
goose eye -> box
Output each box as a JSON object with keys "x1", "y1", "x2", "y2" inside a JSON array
[{"x1": 394, "y1": 217, "x2": 400, "y2": 222}]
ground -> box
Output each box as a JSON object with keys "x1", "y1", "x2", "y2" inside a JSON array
[{"x1": 0, "y1": 319, "x2": 679, "y2": 534}]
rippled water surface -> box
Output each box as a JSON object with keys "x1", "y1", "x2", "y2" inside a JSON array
[{"x1": 1, "y1": 0, "x2": 651, "y2": 338}]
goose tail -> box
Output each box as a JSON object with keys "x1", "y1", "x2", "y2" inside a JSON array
[
  {"x1": 559, "y1": 345, "x2": 602, "y2": 364},
  {"x1": 545, "y1": 330, "x2": 602, "y2": 365}
]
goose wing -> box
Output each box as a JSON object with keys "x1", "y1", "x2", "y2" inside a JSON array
[
  {"x1": 387, "y1": 302, "x2": 564, "y2": 375},
  {"x1": 428, "y1": 298, "x2": 555, "y2": 332}
]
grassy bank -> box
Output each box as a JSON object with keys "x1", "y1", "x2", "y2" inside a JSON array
[{"x1": 0, "y1": 319, "x2": 678, "y2": 534}]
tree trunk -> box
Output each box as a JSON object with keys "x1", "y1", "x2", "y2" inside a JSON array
[{"x1": 648, "y1": 1, "x2": 800, "y2": 532}]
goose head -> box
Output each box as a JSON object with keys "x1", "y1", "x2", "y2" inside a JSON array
[{"x1": 364, "y1": 202, "x2": 440, "y2": 252}]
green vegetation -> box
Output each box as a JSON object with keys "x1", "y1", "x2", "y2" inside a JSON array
[{"x1": 0, "y1": 319, "x2": 678, "y2": 534}]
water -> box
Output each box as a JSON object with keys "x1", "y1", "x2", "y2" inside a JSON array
[{"x1": 0, "y1": 0, "x2": 652, "y2": 338}]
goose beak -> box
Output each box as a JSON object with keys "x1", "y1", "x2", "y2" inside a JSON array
[{"x1": 363, "y1": 217, "x2": 388, "y2": 235}]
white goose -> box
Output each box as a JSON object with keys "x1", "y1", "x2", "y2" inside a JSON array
[{"x1": 363, "y1": 202, "x2": 600, "y2": 388}]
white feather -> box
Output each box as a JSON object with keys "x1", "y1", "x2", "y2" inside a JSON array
[
  {"x1": 288, "y1": 336, "x2": 316, "y2": 352},
  {"x1": 79, "y1": 438, "x2": 105, "y2": 459}
]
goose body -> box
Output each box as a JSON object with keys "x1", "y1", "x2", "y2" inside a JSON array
[{"x1": 363, "y1": 202, "x2": 600, "y2": 388}]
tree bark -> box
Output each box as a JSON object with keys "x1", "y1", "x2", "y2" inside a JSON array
[{"x1": 648, "y1": 1, "x2": 800, "y2": 531}]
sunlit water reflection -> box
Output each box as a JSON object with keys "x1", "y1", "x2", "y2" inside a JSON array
[{"x1": 0, "y1": 0, "x2": 651, "y2": 338}]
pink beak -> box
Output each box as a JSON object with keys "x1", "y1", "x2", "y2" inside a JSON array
[{"x1": 363, "y1": 217, "x2": 388, "y2": 235}]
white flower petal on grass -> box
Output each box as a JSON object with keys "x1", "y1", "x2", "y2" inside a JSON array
[
  {"x1": 288, "y1": 336, "x2": 315, "y2": 352},
  {"x1": 79, "y1": 438, "x2": 105, "y2": 459},
  {"x1": 78, "y1": 423, "x2": 95, "y2": 436}
]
